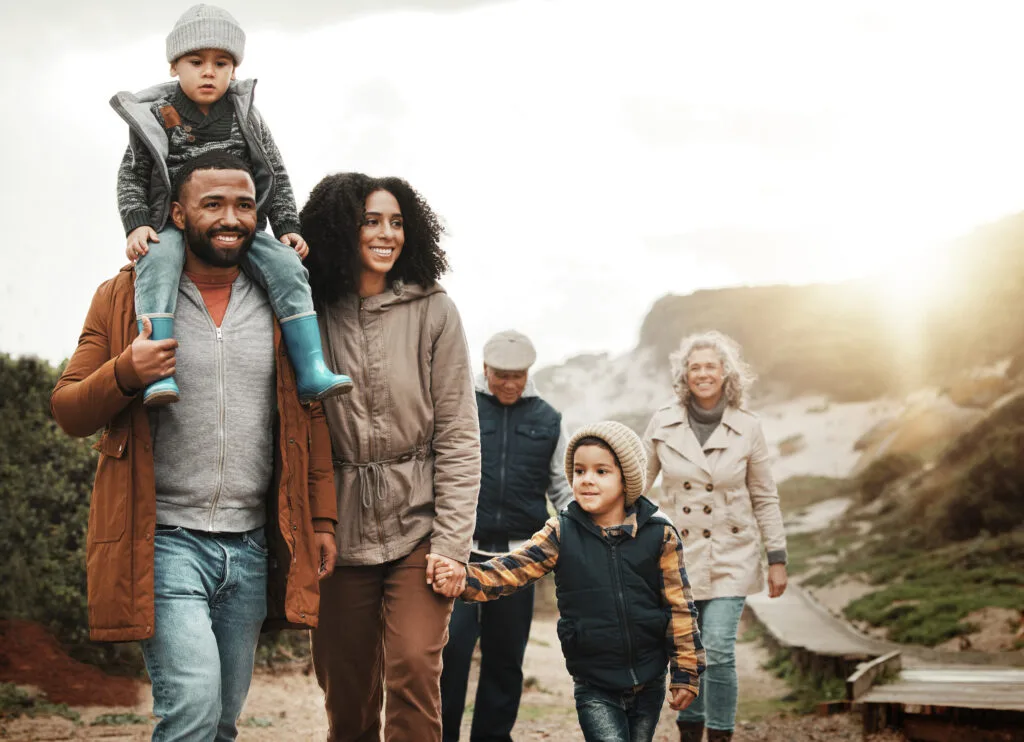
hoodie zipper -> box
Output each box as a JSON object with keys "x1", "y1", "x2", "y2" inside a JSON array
[
  {"x1": 360, "y1": 299, "x2": 389, "y2": 562},
  {"x1": 206, "y1": 323, "x2": 228, "y2": 529}
]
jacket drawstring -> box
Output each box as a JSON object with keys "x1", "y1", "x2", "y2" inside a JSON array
[{"x1": 334, "y1": 445, "x2": 431, "y2": 533}]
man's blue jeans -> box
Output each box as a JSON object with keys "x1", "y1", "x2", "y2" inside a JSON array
[
  {"x1": 677, "y1": 597, "x2": 745, "y2": 732},
  {"x1": 135, "y1": 226, "x2": 314, "y2": 322},
  {"x1": 573, "y1": 672, "x2": 666, "y2": 742},
  {"x1": 141, "y1": 525, "x2": 268, "y2": 742}
]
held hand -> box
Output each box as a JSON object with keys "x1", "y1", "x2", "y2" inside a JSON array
[
  {"x1": 126, "y1": 226, "x2": 159, "y2": 262},
  {"x1": 130, "y1": 317, "x2": 178, "y2": 386},
  {"x1": 669, "y1": 687, "x2": 697, "y2": 711},
  {"x1": 280, "y1": 233, "x2": 309, "y2": 261},
  {"x1": 426, "y1": 554, "x2": 466, "y2": 597},
  {"x1": 768, "y1": 563, "x2": 788, "y2": 598},
  {"x1": 316, "y1": 532, "x2": 337, "y2": 580}
]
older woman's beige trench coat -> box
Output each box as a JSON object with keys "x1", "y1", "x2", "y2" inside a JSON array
[{"x1": 642, "y1": 401, "x2": 787, "y2": 601}]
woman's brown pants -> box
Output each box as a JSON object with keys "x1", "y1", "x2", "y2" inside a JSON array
[{"x1": 311, "y1": 541, "x2": 455, "y2": 742}]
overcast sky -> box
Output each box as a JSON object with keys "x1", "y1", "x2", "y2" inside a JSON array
[{"x1": 4, "y1": 0, "x2": 1024, "y2": 369}]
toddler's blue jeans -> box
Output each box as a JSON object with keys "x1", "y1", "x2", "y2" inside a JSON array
[
  {"x1": 141, "y1": 525, "x2": 268, "y2": 742},
  {"x1": 677, "y1": 597, "x2": 746, "y2": 732},
  {"x1": 573, "y1": 671, "x2": 666, "y2": 742},
  {"x1": 134, "y1": 226, "x2": 313, "y2": 322}
]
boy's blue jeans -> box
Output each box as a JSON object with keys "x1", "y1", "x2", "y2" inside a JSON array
[
  {"x1": 141, "y1": 525, "x2": 268, "y2": 742},
  {"x1": 573, "y1": 671, "x2": 666, "y2": 742},
  {"x1": 677, "y1": 597, "x2": 746, "y2": 732},
  {"x1": 135, "y1": 226, "x2": 314, "y2": 321}
]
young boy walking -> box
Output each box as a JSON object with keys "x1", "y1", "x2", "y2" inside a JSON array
[
  {"x1": 110, "y1": 3, "x2": 351, "y2": 406},
  {"x1": 430, "y1": 421, "x2": 706, "y2": 742}
]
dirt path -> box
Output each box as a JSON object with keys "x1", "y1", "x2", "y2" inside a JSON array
[{"x1": 1, "y1": 614, "x2": 904, "y2": 742}]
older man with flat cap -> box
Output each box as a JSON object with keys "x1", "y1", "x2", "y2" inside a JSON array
[{"x1": 440, "y1": 330, "x2": 573, "y2": 742}]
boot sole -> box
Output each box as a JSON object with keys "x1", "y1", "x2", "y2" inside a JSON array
[
  {"x1": 144, "y1": 390, "x2": 180, "y2": 407},
  {"x1": 302, "y1": 380, "x2": 354, "y2": 403}
]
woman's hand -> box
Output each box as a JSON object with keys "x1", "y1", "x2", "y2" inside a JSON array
[
  {"x1": 669, "y1": 687, "x2": 696, "y2": 711},
  {"x1": 768, "y1": 563, "x2": 788, "y2": 598},
  {"x1": 426, "y1": 553, "x2": 466, "y2": 597}
]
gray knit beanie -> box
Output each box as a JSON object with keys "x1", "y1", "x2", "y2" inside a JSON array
[
  {"x1": 564, "y1": 421, "x2": 648, "y2": 507},
  {"x1": 166, "y1": 4, "x2": 246, "y2": 64}
]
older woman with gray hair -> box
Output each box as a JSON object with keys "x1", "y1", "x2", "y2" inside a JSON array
[{"x1": 642, "y1": 331, "x2": 787, "y2": 742}]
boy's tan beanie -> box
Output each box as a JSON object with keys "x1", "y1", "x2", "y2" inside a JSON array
[
  {"x1": 167, "y1": 4, "x2": 246, "y2": 64},
  {"x1": 564, "y1": 421, "x2": 648, "y2": 507}
]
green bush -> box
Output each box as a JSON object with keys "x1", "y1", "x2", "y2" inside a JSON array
[
  {"x1": 918, "y1": 425, "x2": 1024, "y2": 543},
  {"x1": 0, "y1": 355, "x2": 95, "y2": 647},
  {"x1": 856, "y1": 452, "x2": 921, "y2": 504}
]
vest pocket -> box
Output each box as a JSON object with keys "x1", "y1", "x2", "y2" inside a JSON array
[{"x1": 556, "y1": 616, "x2": 580, "y2": 656}]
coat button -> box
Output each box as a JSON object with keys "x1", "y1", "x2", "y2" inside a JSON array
[
  {"x1": 186, "y1": 134, "x2": 196, "y2": 142},
  {"x1": 183, "y1": 125, "x2": 192, "y2": 132},
  {"x1": 705, "y1": 483, "x2": 714, "y2": 492},
  {"x1": 731, "y1": 526, "x2": 740, "y2": 534},
  {"x1": 683, "y1": 482, "x2": 692, "y2": 490},
  {"x1": 299, "y1": 612, "x2": 305, "y2": 619},
  {"x1": 145, "y1": 532, "x2": 151, "y2": 541},
  {"x1": 682, "y1": 506, "x2": 691, "y2": 514},
  {"x1": 704, "y1": 505, "x2": 712, "y2": 515},
  {"x1": 703, "y1": 529, "x2": 711, "y2": 538},
  {"x1": 682, "y1": 528, "x2": 689, "y2": 537},
  {"x1": 289, "y1": 438, "x2": 296, "y2": 445},
  {"x1": 292, "y1": 523, "x2": 298, "y2": 531}
]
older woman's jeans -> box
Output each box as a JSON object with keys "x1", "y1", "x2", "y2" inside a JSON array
[
  {"x1": 573, "y1": 672, "x2": 666, "y2": 742},
  {"x1": 677, "y1": 597, "x2": 745, "y2": 732},
  {"x1": 141, "y1": 525, "x2": 268, "y2": 742}
]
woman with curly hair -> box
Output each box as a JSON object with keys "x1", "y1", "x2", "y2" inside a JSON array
[
  {"x1": 642, "y1": 331, "x2": 788, "y2": 742},
  {"x1": 301, "y1": 173, "x2": 480, "y2": 742}
]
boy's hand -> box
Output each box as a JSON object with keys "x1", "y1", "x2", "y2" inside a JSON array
[
  {"x1": 669, "y1": 687, "x2": 697, "y2": 711},
  {"x1": 126, "y1": 226, "x2": 159, "y2": 262},
  {"x1": 131, "y1": 317, "x2": 178, "y2": 385},
  {"x1": 280, "y1": 233, "x2": 309, "y2": 260},
  {"x1": 426, "y1": 554, "x2": 467, "y2": 597}
]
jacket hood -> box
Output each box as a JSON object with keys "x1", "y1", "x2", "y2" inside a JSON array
[
  {"x1": 112, "y1": 78, "x2": 256, "y2": 108},
  {"x1": 359, "y1": 280, "x2": 447, "y2": 313},
  {"x1": 564, "y1": 495, "x2": 660, "y2": 537}
]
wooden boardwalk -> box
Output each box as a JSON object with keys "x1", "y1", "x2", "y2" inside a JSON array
[
  {"x1": 858, "y1": 666, "x2": 1024, "y2": 712},
  {"x1": 746, "y1": 584, "x2": 1024, "y2": 738}
]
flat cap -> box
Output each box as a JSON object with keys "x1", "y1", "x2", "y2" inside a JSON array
[{"x1": 483, "y1": 330, "x2": 537, "y2": 371}]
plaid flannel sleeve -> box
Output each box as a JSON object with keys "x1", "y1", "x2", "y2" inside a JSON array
[
  {"x1": 462, "y1": 517, "x2": 561, "y2": 602},
  {"x1": 660, "y1": 525, "x2": 706, "y2": 693}
]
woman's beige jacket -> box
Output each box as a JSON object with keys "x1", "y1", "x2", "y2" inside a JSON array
[
  {"x1": 319, "y1": 281, "x2": 481, "y2": 567},
  {"x1": 643, "y1": 401, "x2": 787, "y2": 601}
]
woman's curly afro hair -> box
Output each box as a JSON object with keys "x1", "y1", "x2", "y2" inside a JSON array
[{"x1": 300, "y1": 173, "x2": 449, "y2": 306}]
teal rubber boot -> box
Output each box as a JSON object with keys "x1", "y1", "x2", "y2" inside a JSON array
[
  {"x1": 280, "y1": 314, "x2": 354, "y2": 402},
  {"x1": 138, "y1": 316, "x2": 180, "y2": 407}
]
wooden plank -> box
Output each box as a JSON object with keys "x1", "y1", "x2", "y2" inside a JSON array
[{"x1": 847, "y1": 650, "x2": 902, "y2": 701}]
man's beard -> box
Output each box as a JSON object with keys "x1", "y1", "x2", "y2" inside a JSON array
[{"x1": 184, "y1": 222, "x2": 255, "y2": 268}]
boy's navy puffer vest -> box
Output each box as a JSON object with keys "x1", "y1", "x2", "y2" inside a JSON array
[
  {"x1": 475, "y1": 391, "x2": 561, "y2": 541},
  {"x1": 555, "y1": 498, "x2": 672, "y2": 690}
]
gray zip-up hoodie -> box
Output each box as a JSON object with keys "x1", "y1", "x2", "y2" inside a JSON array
[
  {"x1": 150, "y1": 271, "x2": 276, "y2": 531},
  {"x1": 110, "y1": 79, "x2": 299, "y2": 237}
]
